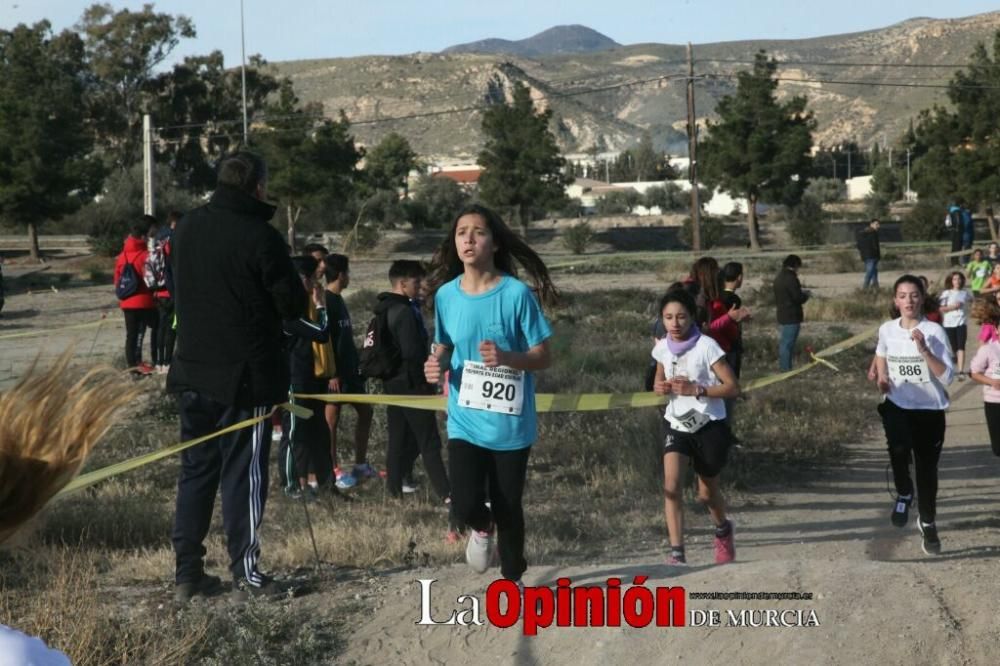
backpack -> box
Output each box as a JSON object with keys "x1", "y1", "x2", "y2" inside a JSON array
[
  {"x1": 143, "y1": 240, "x2": 168, "y2": 290},
  {"x1": 358, "y1": 308, "x2": 401, "y2": 379},
  {"x1": 115, "y1": 254, "x2": 140, "y2": 300}
]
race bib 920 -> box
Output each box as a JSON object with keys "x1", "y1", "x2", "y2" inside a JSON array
[{"x1": 458, "y1": 361, "x2": 525, "y2": 415}]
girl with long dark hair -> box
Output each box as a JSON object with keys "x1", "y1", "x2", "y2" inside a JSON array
[{"x1": 424, "y1": 204, "x2": 555, "y2": 584}]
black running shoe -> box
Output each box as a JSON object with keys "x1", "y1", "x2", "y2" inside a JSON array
[
  {"x1": 891, "y1": 495, "x2": 912, "y2": 528},
  {"x1": 918, "y1": 520, "x2": 941, "y2": 555}
]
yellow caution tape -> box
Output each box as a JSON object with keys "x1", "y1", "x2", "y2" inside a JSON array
[
  {"x1": 55, "y1": 324, "x2": 877, "y2": 496},
  {"x1": 297, "y1": 324, "x2": 879, "y2": 410},
  {"x1": 55, "y1": 401, "x2": 312, "y2": 499}
]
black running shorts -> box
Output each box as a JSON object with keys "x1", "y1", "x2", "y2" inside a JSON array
[{"x1": 663, "y1": 419, "x2": 733, "y2": 478}]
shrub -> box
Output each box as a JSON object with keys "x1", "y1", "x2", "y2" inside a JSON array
[
  {"x1": 804, "y1": 177, "x2": 846, "y2": 203},
  {"x1": 562, "y1": 222, "x2": 595, "y2": 255},
  {"x1": 902, "y1": 198, "x2": 948, "y2": 241},
  {"x1": 680, "y1": 215, "x2": 724, "y2": 249},
  {"x1": 596, "y1": 190, "x2": 641, "y2": 215},
  {"x1": 78, "y1": 164, "x2": 198, "y2": 256},
  {"x1": 787, "y1": 195, "x2": 828, "y2": 245},
  {"x1": 864, "y1": 192, "x2": 891, "y2": 220},
  {"x1": 411, "y1": 175, "x2": 469, "y2": 228}
]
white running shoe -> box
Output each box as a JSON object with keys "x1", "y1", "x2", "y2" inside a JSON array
[{"x1": 465, "y1": 529, "x2": 494, "y2": 574}]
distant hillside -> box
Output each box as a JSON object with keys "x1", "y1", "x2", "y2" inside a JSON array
[
  {"x1": 270, "y1": 12, "x2": 1000, "y2": 160},
  {"x1": 443, "y1": 25, "x2": 621, "y2": 57}
]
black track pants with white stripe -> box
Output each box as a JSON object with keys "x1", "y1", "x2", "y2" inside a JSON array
[{"x1": 172, "y1": 391, "x2": 271, "y2": 585}]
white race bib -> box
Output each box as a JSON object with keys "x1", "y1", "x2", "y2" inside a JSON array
[
  {"x1": 886, "y1": 340, "x2": 930, "y2": 385},
  {"x1": 458, "y1": 361, "x2": 525, "y2": 415},
  {"x1": 669, "y1": 408, "x2": 711, "y2": 433}
]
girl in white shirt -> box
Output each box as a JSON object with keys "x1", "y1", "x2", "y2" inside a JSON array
[
  {"x1": 875, "y1": 274, "x2": 954, "y2": 555},
  {"x1": 939, "y1": 271, "x2": 972, "y2": 377},
  {"x1": 651, "y1": 288, "x2": 740, "y2": 566}
]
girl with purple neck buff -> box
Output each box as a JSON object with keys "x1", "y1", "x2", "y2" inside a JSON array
[{"x1": 651, "y1": 288, "x2": 740, "y2": 566}]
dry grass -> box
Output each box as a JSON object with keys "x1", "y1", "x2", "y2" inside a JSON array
[{"x1": 0, "y1": 285, "x2": 883, "y2": 661}]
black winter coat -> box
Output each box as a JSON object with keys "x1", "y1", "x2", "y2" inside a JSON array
[
  {"x1": 856, "y1": 228, "x2": 881, "y2": 261},
  {"x1": 375, "y1": 292, "x2": 434, "y2": 395},
  {"x1": 773, "y1": 267, "x2": 809, "y2": 325},
  {"x1": 167, "y1": 185, "x2": 307, "y2": 407}
]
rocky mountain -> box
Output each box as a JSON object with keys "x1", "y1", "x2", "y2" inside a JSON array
[
  {"x1": 442, "y1": 25, "x2": 621, "y2": 57},
  {"x1": 269, "y1": 12, "x2": 1000, "y2": 160}
]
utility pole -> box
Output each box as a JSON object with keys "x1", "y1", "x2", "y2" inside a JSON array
[
  {"x1": 240, "y1": 0, "x2": 249, "y2": 146},
  {"x1": 686, "y1": 42, "x2": 701, "y2": 251},
  {"x1": 143, "y1": 114, "x2": 155, "y2": 216},
  {"x1": 847, "y1": 148, "x2": 852, "y2": 180},
  {"x1": 906, "y1": 149, "x2": 911, "y2": 200}
]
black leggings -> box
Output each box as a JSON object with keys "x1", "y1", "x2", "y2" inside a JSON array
[
  {"x1": 984, "y1": 402, "x2": 1000, "y2": 457},
  {"x1": 287, "y1": 396, "x2": 333, "y2": 488},
  {"x1": 123, "y1": 308, "x2": 158, "y2": 368},
  {"x1": 878, "y1": 399, "x2": 945, "y2": 523},
  {"x1": 448, "y1": 439, "x2": 531, "y2": 581}
]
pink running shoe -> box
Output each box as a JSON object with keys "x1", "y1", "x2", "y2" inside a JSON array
[{"x1": 713, "y1": 520, "x2": 735, "y2": 564}]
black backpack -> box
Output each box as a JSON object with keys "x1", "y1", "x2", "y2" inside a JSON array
[
  {"x1": 358, "y1": 308, "x2": 401, "y2": 379},
  {"x1": 115, "y1": 254, "x2": 140, "y2": 300}
]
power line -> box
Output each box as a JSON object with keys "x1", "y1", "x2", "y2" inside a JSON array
[
  {"x1": 696, "y1": 57, "x2": 972, "y2": 69},
  {"x1": 153, "y1": 72, "x2": 686, "y2": 134},
  {"x1": 708, "y1": 72, "x2": 1000, "y2": 91}
]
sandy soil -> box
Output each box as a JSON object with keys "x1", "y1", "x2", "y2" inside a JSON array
[{"x1": 338, "y1": 377, "x2": 1000, "y2": 666}]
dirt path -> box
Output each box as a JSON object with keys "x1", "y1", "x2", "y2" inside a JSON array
[
  {"x1": 4, "y1": 256, "x2": 994, "y2": 664},
  {"x1": 339, "y1": 379, "x2": 1000, "y2": 666}
]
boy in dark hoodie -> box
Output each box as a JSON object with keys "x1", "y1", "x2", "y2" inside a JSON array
[
  {"x1": 281, "y1": 255, "x2": 336, "y2": 498},
  {"x1": 376, "y1": 261, "x2": 452, "y2": 510}
]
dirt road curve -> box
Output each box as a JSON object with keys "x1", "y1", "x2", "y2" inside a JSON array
[{"x1": 342, "y1": 378, "x2": 1000, "y2": 666}]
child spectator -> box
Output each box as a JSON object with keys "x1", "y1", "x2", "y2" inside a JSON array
[
  {"x1": 281, "y1": 255, "x2": 336, "y2": 497},
  {"x1": 323, "y1": 254, "x2": 376, "y2": 489},
  {"x1": 114, "y1": 216, "x2": 158, "y2": 375},
  {"x1": 376, "y1": 260, "x2": 452, "y2": 509}
]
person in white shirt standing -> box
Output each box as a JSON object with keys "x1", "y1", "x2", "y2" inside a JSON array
[
  {"x1": 874, "y1": 274, "x2": 954, "y2": 555},
  {"x1": 938, "y1": 271, "x2": 972, "y2": 378}
]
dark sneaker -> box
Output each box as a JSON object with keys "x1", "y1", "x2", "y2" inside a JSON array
[
  {"x1": 891, "y1": 495, "x2": 912, "y2": 527},
  {"x1": 918, "y1": 520, "x2": 941, "y2": 555},
  {"x1": 231, "y1": 575, "x2": 289, "y2": 602},
  {"x1": 175, "y1": 573, "x2": 223, "y2": 603}
]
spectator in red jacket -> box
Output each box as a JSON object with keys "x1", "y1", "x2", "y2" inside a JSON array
[{"x1": 114, "y1": 217, "x2": 158, "y2": 375}]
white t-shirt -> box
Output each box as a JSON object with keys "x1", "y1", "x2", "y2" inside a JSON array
[
  {"x1": 651, "y1": 334, "x2": 728, "y2": 430},
  {"x1": 0, "y1": 626, "x2": 70, "y2": 666},
  {"x1": 875, "y1": 318, "x2": 954, "y2": 410},
  {"x1": 939, "y1": 289, "x2": 971, "y2": 328}
]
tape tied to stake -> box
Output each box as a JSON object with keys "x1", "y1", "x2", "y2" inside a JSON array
[
  {"x1": 56, "y1": 401, "x2": 312, "y2": 499},
  {"x1": 55, "y1": 323, "x2": 877, "y2": 496}
]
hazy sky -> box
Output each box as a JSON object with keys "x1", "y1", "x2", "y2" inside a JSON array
[{"x1": 2, "y1": 0, "x2": 998, "y2": 68}]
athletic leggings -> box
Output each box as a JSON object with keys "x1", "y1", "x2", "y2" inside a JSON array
[
  {"x1": 878, "y1": 399, "x2": 945, "y2": 523},
  {"x1": 984, "y1": 402, "x2": 1000, "y2": 457},
  {"x1": 448, "y1": 439, "x2": 531, "y2": 581}
]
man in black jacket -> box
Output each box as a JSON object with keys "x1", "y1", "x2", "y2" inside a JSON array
[
  {"x1": 167, "y1": 152, "x2": 307, "y2": 602},
  {"x1": 856, "y1": 218, "x2": 881, "y2": 290},
  {"x1": 773, "y1": 254, "x2": 810, "y2": 372},
  {"x1": 376, "y1": 261, "x2": 451, "y2": 503}
]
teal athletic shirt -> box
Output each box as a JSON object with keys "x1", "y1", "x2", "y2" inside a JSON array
[{"x1": 434, "y1": 274, "x2": 553, "y2": 450}]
